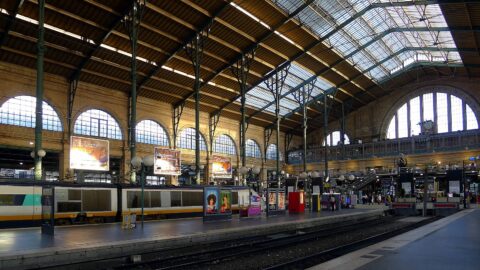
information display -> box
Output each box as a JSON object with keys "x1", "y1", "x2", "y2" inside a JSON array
[
  {"x1": 211, "y1": 155, "x2": 232, "y2": 178},
  {"x1": 70, "y1": 136, "x2": 109, "y2": 171},
  {"x1": 154, "y1": 148, "x2": 181, "y2": 175}
]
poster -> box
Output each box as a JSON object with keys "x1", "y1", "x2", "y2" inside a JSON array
[
  {"x1": 204, "y1": 187, "x2": 219, "y2": 215},
  {"x1": 219, "y1": 189, "x2": 232, "y2": 214},
  {"x1": 211, "y1": 155, "x2": 232, "y2": 178},
  {"x1": 278, "y1": 191, "x2": 285, "y2": 210},
  {"x1": 248, "y1": 194, "x2": 262, "y2": 216},
  {"x1": 70, "y1": 136, "x2": 109, "y2": 171},
  {"x1": 268, "y1": 190, "x2": 277, "y2": 210},
  {"x1": 154, "y1": 148, "x2": 181, "y2": 175}
]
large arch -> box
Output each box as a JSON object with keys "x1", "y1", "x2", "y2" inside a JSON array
[
  {"x1": 73, "y1": 109, "x2": 123, "y2": 140},
  {"x1": 0, "y1": 95, "x2": 63, "y2": 131},
  {"x1": 380, "y1": 85, "x2": 480, "y2": 139},
  {"x1": 381, "y1": 86, "x2": 479, "y2": 139}
]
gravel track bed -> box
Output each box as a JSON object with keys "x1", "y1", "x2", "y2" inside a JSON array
[{"x1": 197, "y1": 219, "x2": 416, "y2": 270}]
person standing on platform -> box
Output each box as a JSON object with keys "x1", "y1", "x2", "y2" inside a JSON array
[{"x1": 329, "y1": 195, "x2": 336, "y2": 211}]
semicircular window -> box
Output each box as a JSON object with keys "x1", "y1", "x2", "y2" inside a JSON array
[
  {"x1": 386, "y1": 92, "x2": 478, "y2": 139},
  {"x1": 136, "y1": 120, "x2": 170, "y2": 146},
  {"x1": 246, "y1": 139, "x2": 261, "y2": 158},
  {"x1": 0, "y1": 95, "x2": 63, "y2": 131},
  {"x1": 74, "y1": 109, "x2": 122, "y2": 140},
  {"x1": 177, "y1": 127, "x2": 207, "y2": 151},
  {"x1": 213, "y1": 134, "x2": 236, "y2": 155},
  {"x1": 323, "y1": 131, "x2": 350, "y2": 146}
]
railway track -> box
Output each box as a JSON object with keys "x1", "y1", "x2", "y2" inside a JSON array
[{"x1": 114, "y1": 215, "x2": 421, "y2": 270}]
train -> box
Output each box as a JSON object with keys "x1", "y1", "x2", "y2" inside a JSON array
[{"x1": 0, "y1": 181, "x2": 252, "y2": 228}]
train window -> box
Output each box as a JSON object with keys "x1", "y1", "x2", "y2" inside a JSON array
[
  {"x1": 57, "y1": 202, "x2": 81, "y2": 212},
  {"x1": 127, "y1": 191, "x2": 152, "y2": 208},
  {"x1": 181, "y1": 191, "x2": 202, "y2": 206},
  {"x1": 82, "y1": 190, "x2": 111, "y2": 211},
  {"x1": 150, "y1": 191, "x2": 161, "y2": 207},
  {"x1": 171, "y1": 191, "x2": 182, "y2": 207},
  {"x1": 68, "y1": 189, "x2": 81, "y2": 200},
  {"x1": 0, "y1": 194, "x2": 25, "y2": 206},
  {"x1": 232, "y1": 192, "x2": 238, "y2": 205}
]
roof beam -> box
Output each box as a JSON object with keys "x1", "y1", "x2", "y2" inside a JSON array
[
  {"x1": 176, "y1": 0, "x2": 315, "y2": 109},
  {"x1": 212, "y1": 0, "x2": 454, "y2": 116},
  {"x1": 137, "y1": 0, "x2": 233, "y2": 92},
  {"x1": 69, "y1": 1, "x2": 136, "y2": 82},
  {"x1": 0, "y1": 0, "x2": 25, "y2": 47}
]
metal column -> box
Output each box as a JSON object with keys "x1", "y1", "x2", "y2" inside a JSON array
[
  {"x1": 34, "y1": 0, "x2": 45, "y2": 181},
  {"x1": 323, "y1": 94, "x2": 329, "y2": 186},
  {"x1": 125, "y1": 1, "x2": 144, "y2": 183},
  {"x1": 231, "y1": 52, "x2": 255, "y2": 171},
  {"x1": 185, "y1": 30, "x2": 209, "y2": 184}
]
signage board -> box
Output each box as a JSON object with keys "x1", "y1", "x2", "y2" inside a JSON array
[
  {"x1": 154, "y1": 148, "x2": 181, "y2": 175},
  {"x1": 211, "y1": 155, "x2": 232, "y2": 178},
  {"x1": 70, "y1": 136, "x2": 109, "y2": 171}
]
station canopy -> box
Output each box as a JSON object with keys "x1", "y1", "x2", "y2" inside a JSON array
[{"x1": 0, "y1": 0, "x2": 478, "y2": 133}]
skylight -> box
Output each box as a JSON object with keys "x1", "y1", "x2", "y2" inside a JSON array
[{"x1": 273, "y1": 0, "x2": 462, "y2": 82}]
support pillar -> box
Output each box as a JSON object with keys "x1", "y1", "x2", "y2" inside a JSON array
[
  {"x1": 125, "y1": 0, "x2": 145, "y2": 183},
  {"x1": 34, "y1": 0, "x2": 45, "y2": 181}
]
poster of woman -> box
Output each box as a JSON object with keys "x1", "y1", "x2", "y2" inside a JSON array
[
  {"x1": 220, "y1": 190, "x2": 231, "y2": 214},
  {"x1": 205, "y1": 188, "x2": 219, "y2": 215}
]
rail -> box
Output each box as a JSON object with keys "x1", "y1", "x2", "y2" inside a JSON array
[{"x1": 287, "y1": 130, "x2": 480, "y2": 164}]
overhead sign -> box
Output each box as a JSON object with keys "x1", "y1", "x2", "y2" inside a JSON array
[
  {"x1": 211, "y1": 155, "x2": 232, "y2": 178},
  {"x1": 70, "y1": 136, "x2": 109, "y2": 171},
  {"x1": 154, "y1": 148, "x2": 181, "y2": 175}
]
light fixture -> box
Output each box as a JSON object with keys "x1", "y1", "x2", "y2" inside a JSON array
[
  {"x1": 30, "y1": 151, "x2": 35, "y2": 158},
  {"x1": 311, "y1": 171, "x2": 320, "y2": 178},
  {"x1": 29, "y1": 141, "x2": 34, "y2": 145},
  {"x1": 36, "y1": 149, "x2": 46, "y2": 158},
  {"x1": 143, "y1": 155, "x2": 154, "y2": 167},
  {"x1": 199, "y1": 164, "x2": 205, "y2": 170},
  {"x1": 252, "y1": 166, "x2": 261, "y2": 174},
  {"x1": 299, "y1": 172, "x2": 308, "y2": 179},
  {"x1": 348, "y1": 174, "x2": 355, "y2": 181},
  {"x1": 272, "y1": 171, "x2": 276, "y2": 176},
  {"x1": 130, "y1": 156, "x2": 142, "y2": 168},
  {"x1": 338, "y1": 174, "x2": 345, "y2": 181}
]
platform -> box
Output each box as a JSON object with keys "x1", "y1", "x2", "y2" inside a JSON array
[
  {"x1": 0, "y1": 208, "x2": 386, "y2": 269},
  {"x1": 312, "y1": 208, "x2": 480, "y2": 270}
]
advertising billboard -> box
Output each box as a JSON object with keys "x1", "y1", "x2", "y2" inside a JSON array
[
  {"x1": 219, "y1": 189, "x2": 232, "y2": 214},
  {"x1": 211, "y1": 155, "x2": 232, "y2": 178},
  {"x1": 204, "y1": 187, "x2": 219, "y2": 215},
  {"x1": 70, "y1": 136, "x2": 109, "y2": 171},
  {"x1": 154, "y1": 148, "x2": 181, "y2": 175}
]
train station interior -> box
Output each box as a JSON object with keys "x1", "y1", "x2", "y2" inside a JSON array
[{"x1": 0, "y1": 0, "x2": 479, "y2": 269}]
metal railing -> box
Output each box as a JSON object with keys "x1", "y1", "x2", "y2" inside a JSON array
[{"x1": 287, "y1": 130, "x2": 480, "y2": 164}]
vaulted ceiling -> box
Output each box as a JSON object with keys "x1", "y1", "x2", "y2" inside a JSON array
[{"x1": 0, "y1": 0, "x2": 478, "y2": 135}]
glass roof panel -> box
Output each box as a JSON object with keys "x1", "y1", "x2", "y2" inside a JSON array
[{"x1": 273, "y1": 0, "x2": 462, "y2": 82}]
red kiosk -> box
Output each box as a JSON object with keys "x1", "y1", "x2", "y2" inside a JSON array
[{"x1": 288, "y1": 191, "x2": 305, "y2": 213}]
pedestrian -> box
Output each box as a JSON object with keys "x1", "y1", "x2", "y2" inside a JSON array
[{"x1": 330, "y1": 195, "x2": 336, "y2": 211}]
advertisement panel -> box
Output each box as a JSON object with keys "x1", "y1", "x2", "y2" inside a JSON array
[
  {"x1": 204, "y1": 187, "x2": 219, "y2": 215},
  {"x1": 248, "y1": 194, "x2": 262, "y2": 216},
  {"x1": 154, "y1": 148, "x2": 181, "y2": 175},
  {"x1": 70, "y1": 136, "x2": 109, "y2": 171},
  {"x1": 211, "y1": 155, "x2": 232, "y2": 178},
  {"x1": 268, "y1": 190, "x2": 277, "y2": 211},
  {"x1": 219, "y1": 189, "x2": 232, "y2": 214}
]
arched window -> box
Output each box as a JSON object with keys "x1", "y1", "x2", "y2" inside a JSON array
[
  {"x1": 386, "y1": 92, "x2": 478, "y2": 139},
  {"x1": 0, "y1": 95, "x2": 62, "y2": 131},
  {"x1": 323, "y1": 131, "x2": 350, "y2": 146},
  {"x1": 266, "y1": 144, "x2": 283, "y2": 160},
  {"x1": 213, "y1": 134, "x2": 236, "y2": 155},
  {"x1": 177, "y1": 128, "x2": 207, "y2": 151},
  {"x1": 74, "y1": 109, "x2": 122, "y2": 140},
  {"x1": 136, "y1": 120, "x2": 169, "y2": 146},
  {"x1": 245, "y1": 139, "x2": 261, "y2": 158}
]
